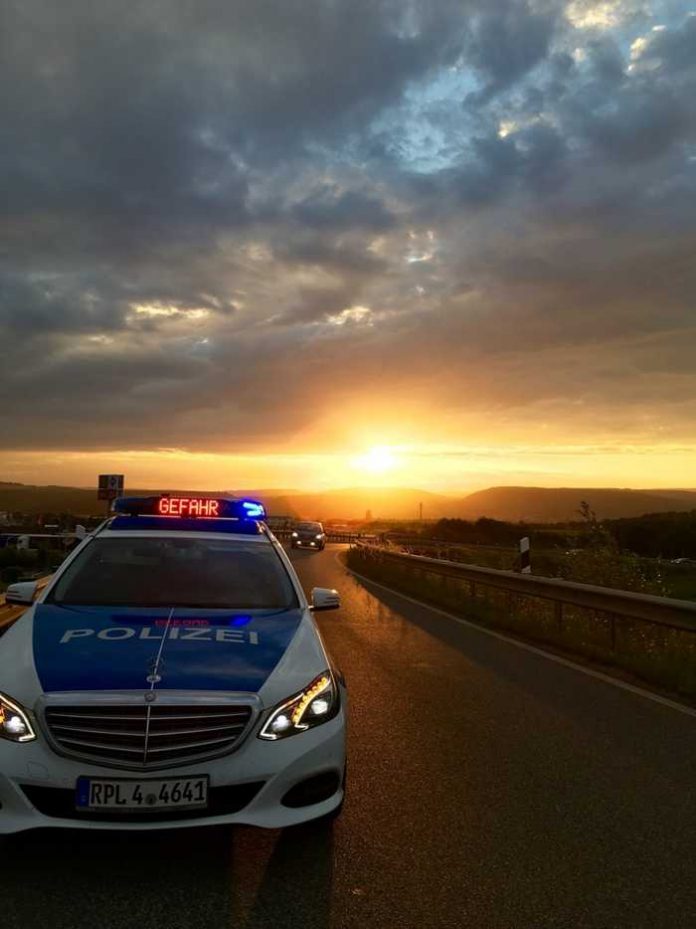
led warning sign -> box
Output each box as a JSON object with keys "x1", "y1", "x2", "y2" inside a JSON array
[{"x1": 157, "y1": 497, "x2": 221, "y2": 517}]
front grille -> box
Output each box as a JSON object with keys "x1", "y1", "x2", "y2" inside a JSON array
[
  {"x1": 21, "y1": 782, "x2": 265, "y2": 822},
  {"x1": 44, "y1": 703, "x2": 254, "y2": 768}
]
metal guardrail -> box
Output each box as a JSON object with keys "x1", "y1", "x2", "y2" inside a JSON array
[
  {"x1": 352, "y1": 544, "x2": 696, "y2": 634},
  {"x1": 274, "y1": 530, "x2": 377, "y2": 543}
]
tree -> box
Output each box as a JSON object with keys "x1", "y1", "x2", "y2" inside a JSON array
[{"x1": 559, "y1": 501, "x2": 665, "y2": 594}]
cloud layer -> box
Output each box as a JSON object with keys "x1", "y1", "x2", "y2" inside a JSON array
[{"x1": 2, "y1": 0, "x2": 695, "y2": 471}]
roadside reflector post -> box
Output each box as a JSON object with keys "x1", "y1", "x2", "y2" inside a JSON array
[{"x1": 519, "y1": 537, "x2": 531, "y2": 574}]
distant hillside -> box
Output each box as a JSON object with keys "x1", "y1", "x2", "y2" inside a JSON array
[
  {"x1": 0, "y1": 483, "x2": 110, "y2": 516},
  {"x1": 2, "y1": 481, "x2": 696, "y2": 523},
  {"x1": 277, "y1": 487, "x2": 456, "y2": 520},
  {"x1": 0, "y1": 482, "x2": 454, "y2": 520},
  {"x1": 0, "y1": 483, "x2": 303, "y2": 518},
  {"x1": 456, "y1": 487, "x2": 696, "y2": 522}
]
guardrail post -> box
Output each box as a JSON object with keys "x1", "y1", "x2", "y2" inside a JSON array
[
  {"x1": 610, "y1": 613, "x2": 617, "y2": 651},
  {"x1": 555, "y1": 601, "x2": 563, "y2": 634},
  {"x1": 519, "y1": 537, "x2": 531, "y2": 574}
]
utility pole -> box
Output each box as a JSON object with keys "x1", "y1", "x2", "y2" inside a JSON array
[{"x1": 419, "y1": 501, "x2": 423, "y2": 521}]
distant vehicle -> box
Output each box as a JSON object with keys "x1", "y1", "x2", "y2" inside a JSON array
[
  {"x1": 0, "y1": 495, "x2": 346, "y2": 834},
  {"x1": 291, "y1": 521, "x2": 326, "y2": 551},
  {"x1": 670, "y1": 558, "x2": 696, "y2": 566}
]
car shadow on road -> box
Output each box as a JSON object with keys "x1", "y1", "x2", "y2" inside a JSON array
[
  {"x1": 1, "y1": 820, "x2": 334, "y2": 929},
  {"x1": 229, "y1": 820, "x2": 335, "y2": 929}
]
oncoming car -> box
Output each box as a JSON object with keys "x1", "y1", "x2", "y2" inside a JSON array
[
  {"x1": 0, "y1": 496, "x2": 346, "y2": 834},
  {"x1": 290, "y1": 521, "x2": 326, "y2": 551}
]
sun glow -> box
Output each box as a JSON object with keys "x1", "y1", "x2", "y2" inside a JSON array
[{"x1": 353, "y1": 446, "x2": 397, "y2": 475}]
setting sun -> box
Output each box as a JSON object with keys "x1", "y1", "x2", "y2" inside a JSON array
[{"x1": 353, "y1": 446, "x2": 397, "y2": 475}]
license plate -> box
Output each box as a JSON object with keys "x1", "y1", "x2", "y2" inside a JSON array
[{"x1": 76, "y1": 775, "x2": 209, "y2": 812}]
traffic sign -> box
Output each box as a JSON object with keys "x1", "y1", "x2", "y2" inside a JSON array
[{"x1": 97, "y1": 474, "x2": 124, "y2": 500}]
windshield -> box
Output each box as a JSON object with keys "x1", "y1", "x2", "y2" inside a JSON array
[
  {"x1": 48, "y1": 537, "x2": 298, "y2": 609},
  {"x1": 296, "y1": 522, "x2": 322, "y2": 531}
]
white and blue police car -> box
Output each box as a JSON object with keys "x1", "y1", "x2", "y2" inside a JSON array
[{"x1": 0, "y1": 496, "x2": 346, "y2": 833}]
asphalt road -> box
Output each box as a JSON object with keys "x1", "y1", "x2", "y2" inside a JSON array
[{"x1": 3, "y1": 544, "x2": 696, "y2": 929}]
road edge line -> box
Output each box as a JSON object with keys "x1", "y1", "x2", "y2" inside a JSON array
[{"x1": 337, "y1": 551, "x2": 696, "y2": 720}]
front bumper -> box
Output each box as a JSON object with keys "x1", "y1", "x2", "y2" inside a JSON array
[{"x1": 0, "y1": 707, "x2": 346, "y2": 833}]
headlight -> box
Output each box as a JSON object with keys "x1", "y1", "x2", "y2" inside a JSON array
[
  {"x1": 258, "y1": 672, "x2": 338, "y2": 740},
  {"x1": 291, "y1": 531, "x2": 298, "y2": 538},
  {"x1": 0, "y1": 693, "x2": 36, "y2": 743},
  {"x1": 315, "y1": 534, "x2": 323, "y2": 540}
]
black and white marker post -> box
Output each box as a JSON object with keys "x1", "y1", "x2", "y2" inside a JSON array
[{"x1": 519, "y1": 536, "x2": 531, "y2": 574}]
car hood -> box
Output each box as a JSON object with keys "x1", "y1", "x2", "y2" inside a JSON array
[{"x1": 31, "y1": 604, "x2": 304, "y2": 694}]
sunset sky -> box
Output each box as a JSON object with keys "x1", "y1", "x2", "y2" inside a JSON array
[{"x1": 1, "y1": 1, "x2": 695, "y2": 492}]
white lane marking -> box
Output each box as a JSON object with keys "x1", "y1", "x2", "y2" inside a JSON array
[{"x1": 336, "y1": 551, "x2": 696, "y2": 720}]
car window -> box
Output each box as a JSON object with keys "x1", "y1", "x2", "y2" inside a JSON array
[
  {"x1": 297, "y1": 522, "x2": 322, "y2": 530},
  {"x1": 48, "y1": 537, "x2": 298, "y2": 609}
]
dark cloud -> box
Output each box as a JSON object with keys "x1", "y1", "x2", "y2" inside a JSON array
[
  {"x1": 465, "y1": 0, "x2": 558, "y2": 100},
  {"x1": 585, "y1": 37, "x2": 625, "y2": 85},
  {"x1": 290, "y1": 187, "x2": 396, "y2": 232},
  {"x1": 1, "y1": 1, "x2": 696, "y2": 455},
  {"x1": 581, "y1": 84, "x2": 689, "y2": 162},
  {"x1": 274, "y1": 234, "x2": 387, "y2": 276}
]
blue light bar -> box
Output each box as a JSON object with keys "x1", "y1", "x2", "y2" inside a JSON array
[
  {"x1": 113, "y1": 495, "x2": 266, "y2": 520},
  {"x1": 241, "y1": 500, "x2": 265, "y2": 518}
]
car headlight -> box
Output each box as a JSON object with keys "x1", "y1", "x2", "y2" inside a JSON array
[
  {"x1": 258, "y1": 672, "x2": 339, "y2": 740},
  {"x1": 291, "y1": 531, "x2": 298, "y2": 538},
  {"x1": 0, "y1": 693, "x2": 36, "y2": 743},
  {"x1": 315, "y1": 534, "x2": 323, "y2": 540}
]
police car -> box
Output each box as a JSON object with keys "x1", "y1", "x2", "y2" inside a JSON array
[{"x1": 0, "y1": 496, "x2": 346, "y2": 834}]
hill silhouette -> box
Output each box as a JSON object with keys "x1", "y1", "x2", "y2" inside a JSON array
[
  {"x1": 1, "y1": 481, "x2": 695, "y2": 522},
  {"x1": 456, "y1": 486, "x2": 696, "y2": 522}
]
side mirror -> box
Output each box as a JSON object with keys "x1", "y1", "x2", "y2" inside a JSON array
[
  {"x1": 5, "y1": 581, "x2": 39, "y2": 605},
  {"x1": 310, "y1": 587, "x2": 340, "y2": 611}
]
